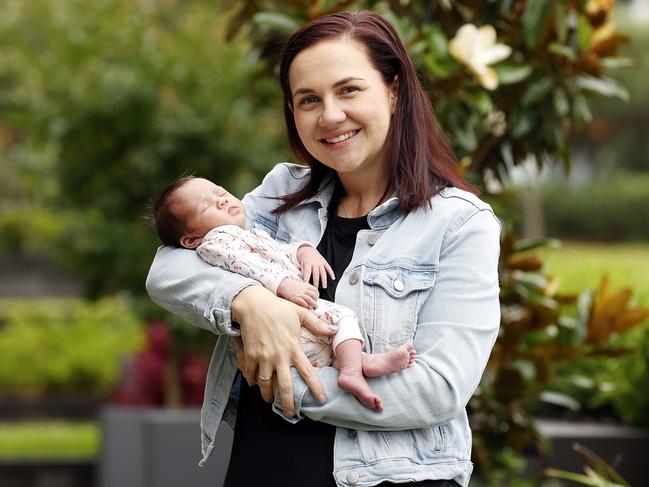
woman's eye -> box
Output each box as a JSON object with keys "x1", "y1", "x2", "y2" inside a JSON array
[
  {"x1": 299, "y1": 95, "x2": 318, "y2": 106},
  {"x1": 342, "y1": 86, "x2": 359, "y2": 95}
]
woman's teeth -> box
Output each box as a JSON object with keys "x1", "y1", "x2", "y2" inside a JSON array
[{"x1": 325, "y1": 131, "x2": 357, "y2": 144}]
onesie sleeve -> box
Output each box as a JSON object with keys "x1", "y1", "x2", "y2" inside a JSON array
[{"x1": 197, "y1": 228, "x2": 291, "y2": 295}]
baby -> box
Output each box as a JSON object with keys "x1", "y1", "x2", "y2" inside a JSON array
[{"x1": 153, "y1": 176, "x2": 416, "y2": 412}]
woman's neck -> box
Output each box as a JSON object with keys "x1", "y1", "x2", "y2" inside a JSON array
[{"x1": 336, "y1": 172, "x2": 392, "y2": 218}]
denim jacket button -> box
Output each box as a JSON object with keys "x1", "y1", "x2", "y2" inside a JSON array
[
  {"x1": 348, "y1": 272, "x2": 360, "y2": 285},
  {"x1": 393, "y1": 279, "x2": 405, "y2": 292},
  {"x1": 367, "y1": 234, "x2": 379, "y2": 245},
  {"x1": 346, "y1": 472, "x2": 359, "y2": 485},
  {"x1": 347, "y1": 429, "x2": 357, "y2": 438}
]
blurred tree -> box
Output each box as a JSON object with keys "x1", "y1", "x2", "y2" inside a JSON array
[{"x1": 0, "y1": 0, "x2": 286, "y2": 295}]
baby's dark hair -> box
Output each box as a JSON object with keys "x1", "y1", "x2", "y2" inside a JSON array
[{"x1": 152, "y1": 176, "x2": 196, "y2": 247}]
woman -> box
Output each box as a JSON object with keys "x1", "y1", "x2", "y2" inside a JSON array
[{"x1": 146, "y1": 11, "x2": 500, "y2": 487}]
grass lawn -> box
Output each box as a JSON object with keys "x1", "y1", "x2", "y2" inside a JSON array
[
  {"x1": 0, "y1": 421, "x2": 99, "y2": 459},
  {"x1": 538, "y1": 241, "x2": 649, "y2": 308}
]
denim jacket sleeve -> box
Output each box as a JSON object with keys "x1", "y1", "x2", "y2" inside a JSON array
[
  {"x1": 145, "y1": 164, "x2": 304, "y2": 335},
  {"x1": 274, "y1": 207, "x2": 501, "y2": 430}
]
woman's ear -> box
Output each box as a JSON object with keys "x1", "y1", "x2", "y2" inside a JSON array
[
  {"x1": 180, "y1": 234, "x2": 202, "y2": 250},
  {"x1": 389, "y1": 75, "x2": 399, "y2": 114}
]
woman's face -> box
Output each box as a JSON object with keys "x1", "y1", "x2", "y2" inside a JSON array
[{"x1": 288, "y1": 38, "x2": 397, "y2": 182}]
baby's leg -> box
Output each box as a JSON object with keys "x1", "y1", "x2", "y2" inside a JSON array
[
  {"x1": 335, "y1": 339, "x2": 383, "y2": 412},
  {"x1": 312, "y1": 299, "x2": 382, "y2": 412},
  {"x1": 362, "y1": 341, "x2": 416, "y2": 378}
]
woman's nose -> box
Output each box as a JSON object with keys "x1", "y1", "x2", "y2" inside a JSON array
[{"x1": 319, "y1": 99, "x2": 346, "y2": 127}]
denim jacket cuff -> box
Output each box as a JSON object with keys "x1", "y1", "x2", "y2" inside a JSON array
[
  {"x1": 271, "y1": 367, "x2": 309, "y2": 423},
  {"x1": 204, "y1": 276, "x2": 258, "y2": 335}
]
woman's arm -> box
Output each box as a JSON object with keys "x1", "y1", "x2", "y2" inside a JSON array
[{"x1": 273, "y1": 208, "x2": 501, "y2": 430}]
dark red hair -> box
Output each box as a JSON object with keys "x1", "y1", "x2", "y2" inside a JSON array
[{"x1": 275, "y1": 11, "x2": 476, "y2": 214}]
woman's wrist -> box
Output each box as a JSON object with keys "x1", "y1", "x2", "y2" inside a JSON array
[{"x1": 231, "y1": 284, "x2": 272, "y2": 324}]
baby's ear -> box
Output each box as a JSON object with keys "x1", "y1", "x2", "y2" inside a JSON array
[{"x1": 180, "y1": 235, "x2": 202, "y2": 249}]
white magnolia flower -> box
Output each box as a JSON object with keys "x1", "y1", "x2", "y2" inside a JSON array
[{"x1": 449, "y1": 24, "x2": 512, "y2": 90}]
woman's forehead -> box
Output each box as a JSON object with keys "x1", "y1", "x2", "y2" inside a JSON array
[{"x1": 288, "y1": 38, "x2": 377, "y2": 87}]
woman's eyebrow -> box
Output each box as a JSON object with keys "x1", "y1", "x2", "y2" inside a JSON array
[{"x1": 291, "y1": 77, "x2": 366, "y2": 98}]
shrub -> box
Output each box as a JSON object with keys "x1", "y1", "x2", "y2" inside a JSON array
[
  {"x1": 543, "y1": 172, "x2": 649, "y2": 241},
  {"x1": 0, "y1": 298, "x2": 144, "y2": 395}
]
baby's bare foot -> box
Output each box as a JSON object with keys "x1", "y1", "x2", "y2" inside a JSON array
[
  {"x1": 362, "y1": 341, "x2": 416, "y2": 378},
  {"x1": 337, "y1": 368, "x2": 383, "y2": 412}
]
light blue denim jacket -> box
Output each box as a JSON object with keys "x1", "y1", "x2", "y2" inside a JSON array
[{"x1": 146, "y1": 163, "x2": 501, "y2": 487}]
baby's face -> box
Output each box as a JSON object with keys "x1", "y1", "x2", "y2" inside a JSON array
[{"x1": 174, "y1": 178, "x2": 246, "y2": 248}]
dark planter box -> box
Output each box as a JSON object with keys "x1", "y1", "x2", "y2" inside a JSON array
[
  {"x1": 100, "y1": 407, "x2": 233, "y2": 487},
  {"x1": 0, "y1": 459, "x2": 95, "y2": 487},
  {"x1": 532, "y1": 419, "x2": 649, "y2": 485}
]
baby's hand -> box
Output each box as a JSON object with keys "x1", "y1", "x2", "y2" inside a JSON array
[
  {"x1": 277, "y1": 278, "x2": 319, "y2": 309},
  {"x1": 297, "y1": 245, "x2": 335, "y2": 289}
]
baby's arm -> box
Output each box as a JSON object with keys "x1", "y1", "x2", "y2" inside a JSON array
[{"x1": 197, "y1": 229, "x2": 318, "y2": 308}]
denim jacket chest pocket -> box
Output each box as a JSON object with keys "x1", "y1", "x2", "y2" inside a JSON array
[{"x1": 361, "y1": 261, "x2": 438, "y2": 350}]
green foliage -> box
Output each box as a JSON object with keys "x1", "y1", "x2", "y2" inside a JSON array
[
  {"x1": 542, "y1": 173, "x2": 649, "y2": 242},
  {"x1": 0, "y1": 421, "x2": 99, "y2": 459},
  {"x1": 0, "y1": 0, "x2": 286, "y2": 295},
  {"x1": 0, "y1": 298, "x2": 144, "y2": 395},
  {"x1": 470, "y1": 232, "x2": 648, "y2": 482},
  {"x1": 533, "y1": 242, "x2": 649, "y2": 426}
]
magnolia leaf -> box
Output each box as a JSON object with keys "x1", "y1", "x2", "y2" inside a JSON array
[
  {"x1": 575, "y1": 75, "x2": 630, "y2": 101},
  {"x1": 577, "y1": 14, "x2": 594, "y2": 52},
  {"x1": 507, "y1": 255, "x2": 543, "y2": 271},
  {"x1": 586, "y1": 346, "x2": 635, "y2": 358},
  {"x1": 553, "y1": 88, "x2": 570, "y2": 117},
  {"x1": 600, "y1": 57, "x2": 636, "y2": 69},
  {"x1": 252, "y1": 12, "x2": 301, "y2": 35},
  {"x1": 513, "y1": 237, "x2": 561, "y2": 253},
  {"x1": 554, "y1": 0, "x2": 567, "y2": 43},
  {"x1": 549, "y1": 42, "x2": 577, "y2": 61},
  {"x1": 492, "y1": 63, "x2": 532, "y2": 85},
  {"x1": 522, "y1": 0, "x2": 551, "y2": 48},
  {"x1": 573, "y1": 94, "x2": 593, "y2": 123},
  {"x1": 539, "y1": 390, "x2": 580, "y2": 411},
  {"x1": 522, "y1": 77, "x2": 554, "y2": 106},
  {"x1": 510, "y1": 109, "x2": 533, "y2": 137}
]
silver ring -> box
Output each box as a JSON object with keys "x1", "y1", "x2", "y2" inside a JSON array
[{"x1": 258, "y1": 374, "x2": 272, "y2": 382}]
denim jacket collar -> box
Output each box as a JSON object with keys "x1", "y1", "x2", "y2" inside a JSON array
[{"x1": 295, "y1": 171, "x2": 402, "y2": 230}]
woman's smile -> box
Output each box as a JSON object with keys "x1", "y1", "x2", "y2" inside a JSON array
[{"x1": 321, "y1": 129, "x2": 360, "y2": 146}]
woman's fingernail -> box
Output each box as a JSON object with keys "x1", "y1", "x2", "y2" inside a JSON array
[{"x1": 318, "y1": 394, "x2": 327, "y2": 404}]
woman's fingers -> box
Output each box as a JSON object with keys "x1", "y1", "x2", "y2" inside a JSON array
[
  {"x1": 297, "y1": 306, "x2": 338, "y2": 336},
  {"x1": 242, "y1": 358, "x2": 258, "y2": 387},
  {"x1": 275, "y1": 364, "x2": 295, "y2": 415},
  {"x1": 258, "y1": 370, "x2": 275, "y2": 403},
  {"x1": 293, "y1": 350, "x2": 326, "y2": 405}
]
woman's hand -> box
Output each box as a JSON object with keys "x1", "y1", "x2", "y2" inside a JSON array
[{"x1": 231, "y1": 285, "x2": 338, "y2": 416}]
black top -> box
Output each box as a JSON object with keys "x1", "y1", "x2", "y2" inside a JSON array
[{"x1": 223, "y1": 189, "x2": 454, "y2": 487}]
